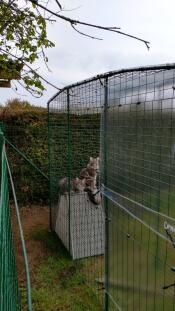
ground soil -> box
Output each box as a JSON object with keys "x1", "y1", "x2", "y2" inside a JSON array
[{"x1": 11, "y1": 205, "x2": 50, "y2": 283}]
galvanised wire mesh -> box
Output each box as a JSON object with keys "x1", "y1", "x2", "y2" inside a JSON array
[
  {"x1": 0, "y1": 126, "x2": 32, "y2": 310},
  {"x1": 0, "y1": 132, "x2": 21, "y2": 311},
  {"x1": 48, "y1": 63, "x2": 175, "y2": 311},
  {"x1": 101, "y1": 66, "x2": 175, "y2": 311},
  {"x1": 48, "y1": 79, "x2": 105, "y2": 308}
]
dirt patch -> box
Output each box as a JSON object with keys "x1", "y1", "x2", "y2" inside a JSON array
[{"x1": 11, "y1": 205, "x2": 49, "y2": 281}]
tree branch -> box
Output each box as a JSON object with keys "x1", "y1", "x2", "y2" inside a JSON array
[
  {"x1": 0, "y1": 0, "x2": 150, "y2": 97},
  {"x1": 0, "y1": 47, "x2": 60, "y2": 91},
  {"x1": 55, "y1": 0, "x2": 62, "y2": 10},
  {"x1": 28, "y1": 0, "x2": 150, "y2": 49},
  {"x1": 17, "y1": 80, "x2": 43, "y2": 97},
  {"x1": 71, "y1": 23, "x2": 102, "y2": 41}
]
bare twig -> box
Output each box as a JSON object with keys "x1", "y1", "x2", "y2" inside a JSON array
[
  {"x1": 47, "y1": 4, "x2": 82, "y2": 20},
  {"x1": 71, "y1": 23, "x2": 102, "y2": 41},
  {"x1": 55, "y1": 0, "x2": 62, "y2": 10},
  {"x1": 60, "y1": 5, "x2": 82, "y2": 13},
  {"x1": 11, "y1": 81, "x2": 27, "y2": 96},
  {"x1": 17, "y1": 80, "x2": 43, "y2": 97},
  {"x1": 0, "y1": 18, "x2": 56, "y2": 22},
  {"x1": 28, "y1": 0, "x2": 150, "y2": 48}
]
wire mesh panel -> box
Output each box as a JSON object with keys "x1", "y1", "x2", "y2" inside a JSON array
[
  {"x1": 49, "y1": 64, "x2": 175, "y2": 311},
  {"x1": 49, "y1": 91, "x2": 68, "y2": 229},
  {"x1": 101, "y1": 67, "x2": 175, "y2": 311},
  {"x1": 0, "y1": 133, "x2": 21, "y2": 311},
  {"x1": 48, "y1": 80, "x2": 105, "y2": 307}
]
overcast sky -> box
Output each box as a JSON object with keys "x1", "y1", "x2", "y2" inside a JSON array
[{"x1": 1, "y1": 0, "x2": 175, "y2": 106}]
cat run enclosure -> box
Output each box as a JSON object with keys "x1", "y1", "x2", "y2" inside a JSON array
[
  {"x1": 0, "y1": 125, "x2": 32, "y2": 311},
  {"x1": 48, "y1": 63, "x2": 175, "y2": 311},
  {"x1": 0, "y1": 62, "x2": 32, "y2": 311}
]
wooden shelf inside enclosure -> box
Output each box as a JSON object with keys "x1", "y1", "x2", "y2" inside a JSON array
[{"x1": 55, "y1": 192, "x2": 105, "y2": 260}]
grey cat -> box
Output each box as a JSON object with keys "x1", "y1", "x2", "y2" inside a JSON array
[
  {"x1": 58, "y1": 156, "x2": 101, "y2": 205},
  {"x1": 80, "y1": 157, "x2": 101, "y2": 205},
  {"x1": 80, "y1": 156, "x2": 100, "y2": 184},
  {"x1": 85, "y1": 177, "x2": 102, "y2": 205},
  {"x1": 59, "y1": 177, "x2": 86, "y2": 194}
]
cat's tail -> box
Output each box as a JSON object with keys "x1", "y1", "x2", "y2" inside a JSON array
[{"x1": 86, "y1": 189, "x2": 102, "y2": 206}]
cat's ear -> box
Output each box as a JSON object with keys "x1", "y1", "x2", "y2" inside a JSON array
[
  {"x1": 97, "y1": 157, "x2": 99, "y2": 161},
  {"x1": 90, "y1": 157, "x2": 93, "y2": 162}
]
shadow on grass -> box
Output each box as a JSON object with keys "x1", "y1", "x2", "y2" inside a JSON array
[
  {"x1": 27, "y1": 227, "x2": 101, "y2": 311},
  {"x1": 30, "y1": 227, "x2": 70, "y2": 258}
]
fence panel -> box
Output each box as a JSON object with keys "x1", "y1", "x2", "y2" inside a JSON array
[
  {"x1": 102, "y1": 67, "x2": 175, "y2": 311},
  {"x1": 48, "y1": 80, "x2": 105, "y2": 308},
  {"x1": 49, "y1": 64, "x2": 175, "y2": 311},
  {"x1": 0, "y1": 133, "x2": 21, "y2": 311}
]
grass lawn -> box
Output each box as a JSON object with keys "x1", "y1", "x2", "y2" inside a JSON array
[{"x1": 12, "y1": 206, "x2": 102, "y2": 311}]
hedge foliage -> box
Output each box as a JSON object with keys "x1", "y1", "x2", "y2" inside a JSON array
[
  {"x1": 0, "y1": 99, "x2": 101, "y2": 205},
  {"x1": 0, "y1": 99, "x2": 49, "y2": 205}
]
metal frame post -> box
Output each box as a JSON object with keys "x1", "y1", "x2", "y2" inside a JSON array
[
  {"x1": 104, "y1": 77, "x2": 109, "y2": 311},
  {"x1": 67, "y1": 89, "x2": 71, "y2": 252},
  {"x1": 47, "y1": 102, "x2": 52, "y2": 231}
]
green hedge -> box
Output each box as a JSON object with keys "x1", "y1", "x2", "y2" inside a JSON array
[
  {"x1": 0, "y1": 106, "x2": 49, "y2": 205},
  {"x1": 0, "y1": 105, "x2": 101, "y2": 205}
]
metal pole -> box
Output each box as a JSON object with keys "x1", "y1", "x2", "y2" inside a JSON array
[
  {"x1": 67, "y1": 89, "x2": 71, "y2": 252},
  {"x1": 47, "y1": 101, "x2": 52, "y2": 231},
  {"x1": 104, "y1": 77, "x2": 109, "y2": 311}
]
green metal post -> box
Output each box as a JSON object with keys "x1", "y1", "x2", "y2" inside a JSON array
[
  {"x1": 6, "y1": 153, "x2": 32, "y2": 311},
  {"x1": 104, "y1": 77, "x2": 109, "y2": 311},
  {"x1": 67, "y1": 89, "x2": 71, "y2": 252},
  {"x1": 0, "y1": 125, "x2": 31, "y2": 310},
  {"x1": 47, "y1": 101, "x2": 52, "y2": 231}
]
